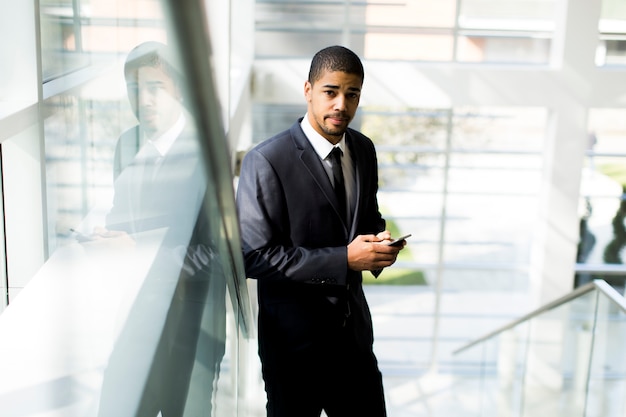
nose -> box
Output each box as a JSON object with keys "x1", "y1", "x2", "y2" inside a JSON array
[
  {"x1": 137, "y1": 87, "x2": 154, "y2": 107},
  {"x1": 333, "y1": 94, "x2": 347, "y2": 112}
]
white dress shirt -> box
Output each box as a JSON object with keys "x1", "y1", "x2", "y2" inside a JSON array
[{"x1": 301, "y1": 114, "x2": 356, "y2": 224}]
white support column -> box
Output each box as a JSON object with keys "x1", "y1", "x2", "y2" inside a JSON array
[{"x1": 530, "y1": 0, "x2": 603, "y2": 305}]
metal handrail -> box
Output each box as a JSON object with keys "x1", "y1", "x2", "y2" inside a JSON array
[
  {"x1": 575, "y1": 263, "x2": 626, "y2": 275},
  {"x1": 453, "y1": 279, "x2": 626, "y2": 354}
]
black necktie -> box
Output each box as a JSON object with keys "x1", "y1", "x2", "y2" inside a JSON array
[{"x1": 330, "y1": 147, "x2": 347, "y2": 222}]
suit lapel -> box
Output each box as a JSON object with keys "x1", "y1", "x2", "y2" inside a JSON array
[{"x1": 291, "y1": 122, "x2": 349, "y2": 233}]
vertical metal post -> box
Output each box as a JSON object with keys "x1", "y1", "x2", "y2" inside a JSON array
[{"x1": 430, "y1": 108, "x2": 453, "y2": 372}]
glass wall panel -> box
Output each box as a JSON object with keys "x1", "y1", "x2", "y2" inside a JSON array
[
  {"x1": 444, "y1": 194, "x2": 535, "y2": 262},
  {"x1": 0, "y1": 0, "x2": 39, "y2": 311},
  {"x1": 39, "y1": 0, "x2": 167, "y2": 82},
  {"x1": 0, "y1": 126, "x2": 46, "y2": 309},
  {"x1": 251, "y1": 103, "x2": 306, "y2": 143},
  {"x1": 0, "y1": 164, "x2": 4, "y2": 311},
  {"x1": 255, "y1": 31, "x2": 337, "y2": 58},
  {"x1": 372, "y1": 309, "x2": 434, "y2": 370},
  {"x1": 447, "y1": 157, "x2": 542, "y2": 193},
  {"x1": 364, "y1": 283, "x2": 438, "y2": 385},
  {"x1": 365, "y1": 0, "x2": 456, "y2": 28},
  {"x1": 576, "y1": 108, "x2": 626, "y2": 290},
  {"x1": 358, "y1": 105, "x2": 544, "y2": 292},
  {"x1": 256, "y1": 0, "x2": 557, "y2": 63},
  {"x1": 457, "y1": 35, "x2": 551, "y2": 64},
  {"x1": 362, "y1": 108, "x2": 450, "y2": 150},
  {"x1": 230, "y1": 0, "x2": 255, "y2": 118},
  {"x1": 0, "y1": 0, "x2": 252, "y2": 415},
  {"x1": 350, "y1": 103, "x2": 545, "y2": 382},
  {"x1": 248, "y1": 1, "x2": 626, "y2": 413},
  {"x1": 457, "y1": 0, "x2": 556, "y2": 64},
  {"x1": 451, "y1": 107, "x2": 547, "y2": 152},
  {"x1": 440, "y1": 269, "x2": 529, "y2": 291},
  {"x1": 378, "y1": 159, "x2": 445, "y2": 193},
  {"x1": 459, "y1": 0, "x2": 558, "y2": 26},
  {"x1": 0, "y1": 0, "x2": 38, "y2": 115},
  {"x1": 1, "y1": 126, "x2": 46, "y2": 297},
  {"x1": 39, "y1": 0, "x2": 87, "y2": 81},
  {"x1": 43, "y1": 77, "x2": 133, "y2": 252},
  {"x1": 450, "y1": 152, "x2": 543, "y2": 170},
  {"x1": 363, "y1": 107, "x2": 449, "y2": 190},
  {"x1": 256, "y1": 1, "x2": 366, "y2": 28},
  {"x1": 365, "y1": 33, "x2": 454, "y2": 61},
  {"x1": 597, "y1": 0, "x2": 626, "y2": 66},
  {"x1": 376, "y1": 192, "x2": 443, "y2": 268}
]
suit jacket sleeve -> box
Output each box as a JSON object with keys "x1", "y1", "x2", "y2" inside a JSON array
[{"x1": 236, "y1": 146, "x2": 349, "y2": 287}]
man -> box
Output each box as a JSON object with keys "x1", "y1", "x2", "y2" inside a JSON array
[
  {"x1": 96, "y1": 42, "x2": 226, "y2": 417},
  {"x1": 237, "y1": 45, "x2": 405, "y2": 417}
]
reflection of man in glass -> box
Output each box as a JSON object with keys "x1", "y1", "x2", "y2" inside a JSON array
[
  {"x1": 97, "y1": 42, "x2": 226, "y2": 417},
  {"x1": 127, "y1": 52, "x2": 182, "y2": 138},
  {"x1": 113, "y1": 41, "x2": 185, "y2": 181},
  {"x1": 105, "y1": 41, "x2": 196, "y2": 234}
]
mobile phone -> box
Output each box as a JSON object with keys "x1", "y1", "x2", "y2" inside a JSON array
[{"x1": 385, "y1": 234, "x2": 411, "y2": 246}]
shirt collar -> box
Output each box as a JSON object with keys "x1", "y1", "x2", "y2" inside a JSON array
[
  {"x1": 300, "y1": 113, "x2": 346, "y2": 160},
  {"x1": 146, "y1": 113, "x2": 186, "y2": 156}
]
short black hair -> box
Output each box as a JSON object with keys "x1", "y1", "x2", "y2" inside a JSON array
[
  {"x1": 308, "y1": 45, "x2": 364, "y2": 85},
  {"x1": 123, "y1": 41, "x2": 181, "y2": 85}
]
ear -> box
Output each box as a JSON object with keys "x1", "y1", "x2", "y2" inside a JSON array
[{"x1": 304, "y1": 80, "x2": 312, "y2": 102}]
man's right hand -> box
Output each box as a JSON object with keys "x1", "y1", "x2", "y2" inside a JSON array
[{"x1": 347, "y1": 234, "x2": 404, "y2": 272}]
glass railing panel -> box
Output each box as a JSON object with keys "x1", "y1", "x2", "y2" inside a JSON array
[
  {"x1": 451, "y1": 322, "x2": 529, "y2": 417},
  {"x1": 450, "y1": 337, "x2": 498, "y2": 417},
  {"x1": 585, "y1": 290, "x2": 626, "y2": 417},
  {"x1": 519, "y1": 289, "x2": 597, "y2": 417},
  {"x1": 452, "y1": 281, "x2": 626, "y2": 417}
]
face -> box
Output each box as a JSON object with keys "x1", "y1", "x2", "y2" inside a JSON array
[
  {"x1": 304, "y1": 69, "x2": 362, "y2": 144},
  {"x1": 126, "y1": 65, "x2": 182, "y2": 139}
]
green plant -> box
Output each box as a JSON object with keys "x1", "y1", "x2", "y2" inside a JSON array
[
  {"x1": 363, "y1": 268, "x2": 427, "y2": 285},
  {"x1": 599, "y1": 163, "x2": 626, "y2": 187},
  {"x1": 362, "y1": 209, "x2": 426, "y2": 285}
]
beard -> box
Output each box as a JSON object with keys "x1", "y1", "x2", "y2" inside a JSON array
[
  {"x1": 319, "y1": 113, "x2": 351, "y2": 139},
  {"x1": 321, "y1": 124, "x2": 346, "y2": 138}
]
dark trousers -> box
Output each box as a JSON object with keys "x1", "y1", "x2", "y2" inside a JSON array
[{"x1": 261, "y1": 317, "x2": 387, "y2": 417}]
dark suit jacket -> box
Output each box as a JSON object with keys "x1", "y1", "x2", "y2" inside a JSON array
[{"x1": 237, "y1": 119, "x2": 386, "y2": 362}]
